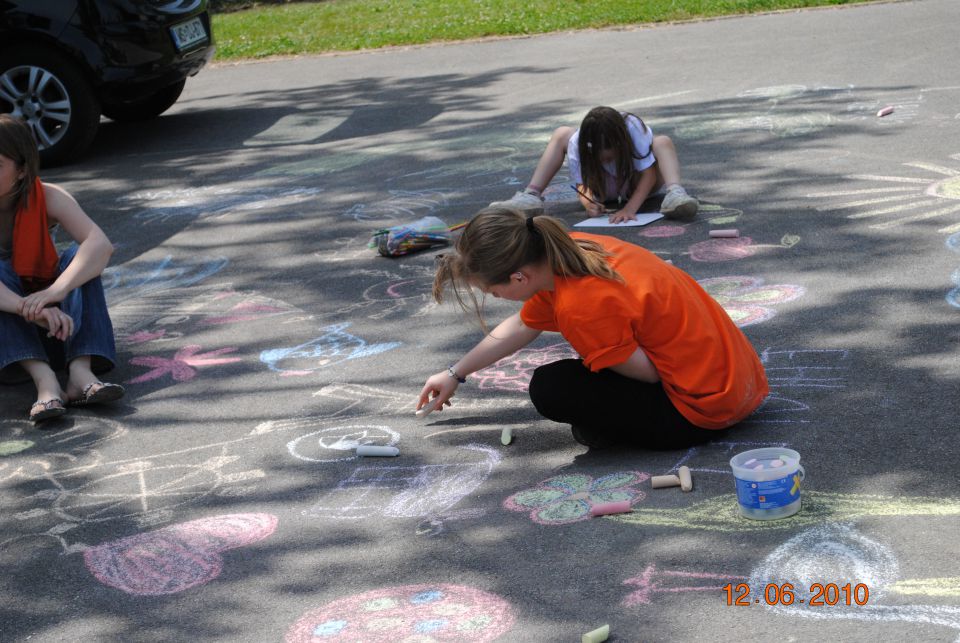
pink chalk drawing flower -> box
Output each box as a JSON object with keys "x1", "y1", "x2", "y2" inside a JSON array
[
  {"x1": 473, "y1": 343, "x2": 579, "y2": 392},
  {"x1": 128, "y1": 344, "x2": 243, "y2": 384},
  {"x1": 697, "y1": 276, "x2": 805, "y2": 327},
  {"x1": 503, "y1": 471, "x2": 649, "y2": 525}
]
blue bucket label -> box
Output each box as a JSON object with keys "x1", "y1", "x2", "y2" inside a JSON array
[{"x1": 735, "y1": 471, "x2": 802, "y2": 510}]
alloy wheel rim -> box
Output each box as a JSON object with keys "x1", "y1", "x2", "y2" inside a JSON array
[{"x1": 0, "y1": 65, "x2": 72, "y2": 150}]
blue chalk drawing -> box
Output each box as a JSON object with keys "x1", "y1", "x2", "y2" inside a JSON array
[
  {"x1": 260, "y1": 323, "x2": 401, "y2": 375},
  {"x1": 103, "y1": 255, "x2": 229, "y2": 305}
]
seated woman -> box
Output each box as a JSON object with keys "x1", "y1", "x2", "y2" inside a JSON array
[{"x1": 0, "y1": 114, "x2": 123, "y2": 423}]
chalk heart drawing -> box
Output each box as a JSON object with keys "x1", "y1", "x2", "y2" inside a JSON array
[
  {"x1": 284, "y1": 583, "x2": 515, "y2": 642},
  {"x1": 614, "y1": 491, "x2": 960, "y2": 533},
  {"x1": 687, "y1": 235, "x2": 800, "y2": 263},
  {"x1": 287, "y1": 425, "x2": 400, "y2": 463},
  {"x1": 807, "y1": 153, "x2": 960, "y2": 234},
  {"x1": 128, "y1": 344, "x2": 242, "y2": 384},
  {"x1": 84, "y1": 513, "x2": 278, "y2": 596},
  {"x1": 473, "y1": 342, "x2": 579, "y2": 392},
  {"x1": 260, "y1": 323, "x2": 401, "y2": 376},
  {"x1": 751, "y1": 524, "x2": 960, "y2": 640},
  {"x1": 503, "y1": 471, "x2": 650, "y2": 525},
  {"x1": 697, "y1": 276, "x2": 805, "y2": 327}
]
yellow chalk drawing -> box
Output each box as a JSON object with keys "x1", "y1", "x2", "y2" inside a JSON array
[
  {"x1": 889, "y1": 578, "x2": 960, "y2": 599},
  {"x1": 807, "y1": 155, "x2": 960, "y2": 234},
  {"x1": 613, "y1": 491, "x2": 960, "y2": 533}
]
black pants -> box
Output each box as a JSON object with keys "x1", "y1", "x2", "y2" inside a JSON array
[{"x1": 528, "y1": 359, "x2": 720, "y2": 450}]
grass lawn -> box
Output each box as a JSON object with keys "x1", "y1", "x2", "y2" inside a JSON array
[{"x1": 211, "y1": 0, "x2": 880, "y2": 60}]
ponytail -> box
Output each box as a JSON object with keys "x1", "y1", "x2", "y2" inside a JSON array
[{"x1": 433, "y1": 206, "x2": 622, "y2": 322}]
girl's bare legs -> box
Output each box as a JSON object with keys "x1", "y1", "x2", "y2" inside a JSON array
[
  {"x1": 65, "y1": 355, "x2": 101, "y2": 401},
  {"x1": 652, "y1": 134, "x2": 698, "y2": 220},
  {"x1": 489, "y1": 126, "x2": 576, "y2": 213}
]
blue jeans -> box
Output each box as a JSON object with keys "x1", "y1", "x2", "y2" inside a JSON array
[{"x1": 0, "y1": 245, "x2": 117, "y2": 383}]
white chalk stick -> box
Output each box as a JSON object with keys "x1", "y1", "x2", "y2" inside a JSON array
[
  {"x1": 415, "y1": 398, "x2": 441, "y2": 419},
  {"x1": 770, "y1": 459, "x2": 784, "y2": 468},
  {"x1": 651, "y1": 474, "x2": 681, "y2": 489},
  {"x1": 582, "y1": 624, "x2": 610, "y2": 643},
  {"x1": 678, "y1": 465, "x2": 693, "y2": 492},
  {"x1": 709, "y1": 229, "x2": 739, "y2": 238},
  {"x1": 356, "y1": 445, "x2": 400, "y2": 457},
  {"x1": 500, "y1": 427, "x2": 513, "y2": 445},
  {"x1": 877, "y1": 106, "x2": 894, "y2": 117},
  {"x1": 664, "y1": 259, "x2": 674, "y2": 265},
  {"x1": 744, "y1": 458, "x2": 757, "y2": 466}
]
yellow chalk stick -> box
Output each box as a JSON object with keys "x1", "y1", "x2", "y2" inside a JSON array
[{"x1": 582, "y1": 624, "x2": 610, "y2": 643}]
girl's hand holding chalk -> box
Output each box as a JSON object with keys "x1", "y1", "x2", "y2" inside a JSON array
[
  {"x1": 414, "y1": 396, "x2": 451, "y2": 419},
  {"x1": 416, "y1": 370, "x2": 460, "y2": 419}
]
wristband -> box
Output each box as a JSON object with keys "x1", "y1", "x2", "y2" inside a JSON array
[{"x1": 447, "y1": 366, "x2": 466, "y2": 384}]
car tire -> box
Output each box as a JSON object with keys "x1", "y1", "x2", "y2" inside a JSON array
[
  {"x1": 0, "y1": 45, "x2": 101, "y2": 167},
  {"x1": 102, "y1": 79, "x2": 187, "y2": 122}
]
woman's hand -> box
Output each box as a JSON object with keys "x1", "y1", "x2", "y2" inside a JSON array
[
  {"x1": 18, "y1": 286, "x2": 66, "y2": 322},
  {"x1": 417, "y1": 371, "x2": 459, "y2": 414},
  {"x1": 608, "y1": 208, "x2": 638, "y2": 224},
  {"x1": 32, "y1": 306, "x2": 74, "y2": 341}
]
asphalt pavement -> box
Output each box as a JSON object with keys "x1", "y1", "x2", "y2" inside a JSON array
[{"x1": 2, "y1": 0, "x2": 960, "y2": 641}]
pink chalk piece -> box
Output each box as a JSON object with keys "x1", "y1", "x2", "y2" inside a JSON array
[
  {"x1": 877, "y1": 106, "x2": 895, "y2": 117},
  {"x1": 709, "y1": 229, "x2": 739, "y2": 238},
  {"x1": 590, "y1": 500, "x2": 632, "y2": 517},
  {"x1": 84, "y1": 513, "x2": 278, "y2": 596},
  {"x1": 770, "y1": 459, "x2": 785, "y2": 468},
  {"x1": 753, "y1": 463, "x2": 765, "y2": 471}
]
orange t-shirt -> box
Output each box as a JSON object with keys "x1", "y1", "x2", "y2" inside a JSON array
[{"x1": 520, "y1": 232, "x2": 768, "y2": 429}]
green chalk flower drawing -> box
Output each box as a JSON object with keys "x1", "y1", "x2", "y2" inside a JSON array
[{"x1": 503, "y1": 471, "x2": 649, "y2": 525}]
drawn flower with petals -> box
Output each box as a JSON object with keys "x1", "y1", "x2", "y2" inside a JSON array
[
  {"x1": 503, "y1": 471, "x2": 649, "y2": 525},
  {"x1": 128, "y1": 345, "x2": 242, "y2": 384},
  {"x1": 473, "y1": 343, "x2": 579, "y2": 392},
  {"x1": 698, "y1": 276, "x2": 805, "y2": 327}
]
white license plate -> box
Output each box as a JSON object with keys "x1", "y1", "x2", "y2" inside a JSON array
[{"x1": 170, "y1": 17, "x2": 207, "y2": 50}]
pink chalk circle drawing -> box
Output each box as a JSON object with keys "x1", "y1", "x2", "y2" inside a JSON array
[
  {"x1": 0, "y1": 440, "x2": 35, "y2": 456},
  {"x1": 698, "y1": 276, "x2": 805, "y2": 327},
  {"x1": 688, "y1": 237, "x2": 755, "y2": 262},
  {"x1": 473, "y1": 342, "x2": 578, "y2": 392},
  {"x1": 285, "y1": 583, "x2": 515, "y2": 642},
  {"x1": 503, "y1": 471, "x2": 650, "y2": 525},
  {"x1": 84, "y1": 513, "x2": 278, "y2": 595},
  {"x1": 639, "y1": 224, "x2": 686, "y2": 238}
]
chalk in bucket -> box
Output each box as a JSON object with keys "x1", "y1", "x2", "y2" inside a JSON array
[{"x1": 729, "y1": 447, "x2": 804, "y2": 520}]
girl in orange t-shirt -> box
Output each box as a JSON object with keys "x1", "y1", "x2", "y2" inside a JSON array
[{"x1": 417, "y1": 207, "x2": 768, "y2": 449}]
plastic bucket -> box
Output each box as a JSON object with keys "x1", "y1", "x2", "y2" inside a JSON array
[{"x1": 729, "y1": 448, "x2": 804, "y2": 520}]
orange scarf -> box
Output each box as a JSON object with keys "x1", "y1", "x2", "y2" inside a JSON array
[{"x1": 12, "y1": 178, "x2": 59, "y2": 293}]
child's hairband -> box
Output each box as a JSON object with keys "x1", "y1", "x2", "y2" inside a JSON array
[{"x1": 526, "y1": 215, "x2": 537, "y2": 233}]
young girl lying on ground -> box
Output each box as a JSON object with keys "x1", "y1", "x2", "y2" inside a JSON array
[{"x1": 417, "y1": 208, "x2": 767, "y2": 449}]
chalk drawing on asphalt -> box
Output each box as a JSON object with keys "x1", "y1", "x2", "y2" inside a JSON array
[
  {"x1": 503, "y1": 471, "x2": 650, "y2": 525},
  {"x1": 697, "y1": 276, "x2": 805, "y2": 327},
  {"x1": 84, "y1": 513, "x2": 278, "y2": 595},
  {"x1": 260, "y1": 323, "x2": 401, "y2": 376},
  {"x1": 127, "y1": 344, "x2": 243, "y2": 384},
  {"x1": 304, "y1": 444, "x2": 499, "y2": 522},
  {"x1": 686, "y1": 234, "x2": 800, "y2": 262},
  {"x1": 473, "y1": 342, "x2": 578, "y2": 392},
  {"x1": 287, "y1": 425, "x2": 400, "y2": 463},
  {"x1": 751, "y1": 524, "x2": 960, "y2": 640},
  {"x1": 285, "y1": 583, "x2": 515, "y2": 642},
  {"x1": 102, "y1": 255, "x2": 229, "y2": 306},
  {"x1": 622, "y1": 562, "x2": 748, "y2": 607},
  {"x1": 806, "y1": 154, "x2": 960, "y2": 233},
  {"x1": 334, "y1": 265, "x2": 438, "y2": 320},
  {"x1": 947, "y1": 232, "x2": 960, "y2": 309}
]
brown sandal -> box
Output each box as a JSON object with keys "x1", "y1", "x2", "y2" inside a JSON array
[
  {"x1": 69, "y1": 381, "x2": 125, "y2": 407},
  {"x1": 30, "y1": 398, "x2": 66, "y2": 423}
]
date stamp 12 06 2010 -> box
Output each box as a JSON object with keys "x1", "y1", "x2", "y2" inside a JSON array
[{"x1": 724, "y1": 582, "x2": 870, "y2": 607}]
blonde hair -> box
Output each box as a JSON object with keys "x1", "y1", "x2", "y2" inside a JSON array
[{"x1": 433, "y1": 206, "x2": 622, "y2": 321}]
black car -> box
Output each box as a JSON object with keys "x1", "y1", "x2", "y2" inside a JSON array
[{"x1": 0, "y1": 0, "x2": 214, "y2": 165}]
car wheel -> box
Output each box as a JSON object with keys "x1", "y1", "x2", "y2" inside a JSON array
[
  {"x1": 0, "y1": 46, "x2": 101, "y2": 167},
  {"x1": 102, "y1": 79, "x2": 187, "y2": 123}
]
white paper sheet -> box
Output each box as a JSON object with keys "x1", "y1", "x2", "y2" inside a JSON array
[{"x1": 573, "y1": 212, "x2": 664, "y2": 228}]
